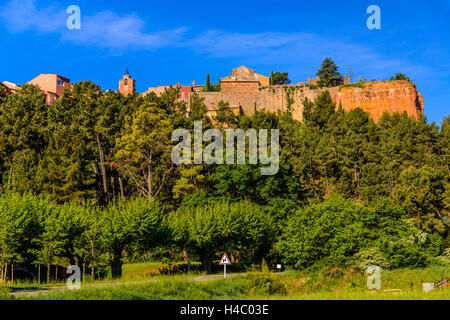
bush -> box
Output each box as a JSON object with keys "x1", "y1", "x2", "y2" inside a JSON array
[
  {"x1": 320, "y1": 266, "x2": 346, "y2": 279},
  {"x1": 383, "y1": 241, "x2": 428, "y2": 269},
  {"x1": 277, "y1": 196, "x2": 372, "y2": 269},
  {"x1": 339, "y1": 82, "x2": 365, "y2": 90},
  {"x1": 245, "y1": 271, "x2": 287, "y2": 296},
  {"x1": 353, "y1": 248, "x2": 391, "y2": 271},
  {"x1": 170, "y1": 200, "x2": 276, "y2": 273}
]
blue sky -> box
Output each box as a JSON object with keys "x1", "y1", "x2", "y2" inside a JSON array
[{"x1": 1, "y1": 0, "x2": 449, "y2": 124}]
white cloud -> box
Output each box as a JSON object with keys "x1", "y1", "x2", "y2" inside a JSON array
[
  {"x1": 60, "y1": 11, "x2": 187, "y2": 50},
  {"x1": 0, "y1": 0, "x2": 65, "y2": 33},
  {"x1": 0, "y1": 0, "x2": 187, "y2": 50}
]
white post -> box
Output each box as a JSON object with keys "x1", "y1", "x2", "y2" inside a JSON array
[{"x1": 224, "y1": 264, "x2": 226, "y2": 279}]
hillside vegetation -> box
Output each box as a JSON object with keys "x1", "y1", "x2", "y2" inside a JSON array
[{"x1": 0, "y1": 81, "x2": 448, "y2": 281}]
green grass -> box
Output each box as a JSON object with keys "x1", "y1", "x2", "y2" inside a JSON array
[
  {"x1": 17, "y1": 279, "x2": 248, "y2": 300},
  {"x1": 339, "y1": 82, "x2": 366, "y2": 90},
  {"x1": 2, "y1": 261, "x2": 204, "y2": 290},
  {"x1": 6, "y1": 266, "x2": 449, "y2": 300}
]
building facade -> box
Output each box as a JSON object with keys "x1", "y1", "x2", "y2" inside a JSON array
[
  {"x1": 27, "y1": 74, "x2": 70, "y2": 104},
  {"x1": 119, "y1": 69, "x2": 136, "y2": 96}
]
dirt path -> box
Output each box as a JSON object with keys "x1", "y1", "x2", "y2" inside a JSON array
[{"x1": 9, "y1": 273, "x2": 247, "y2": 297}]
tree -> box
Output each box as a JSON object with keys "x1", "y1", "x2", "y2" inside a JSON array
[
  {"x1": 390, "y1": 73, "x2": 411, "y2": 82},
  {"x1": 347, "y1": 69, "x2": 355, "y2": 83},
  {"x1": 214, "y1": 101, "x2": 238, "y2": 128},
  {"x1": 99, "y1": 198, "x2": 166, "y2": 278},
  {"x1": 0, "y1": 84, "x2": 48, "y2": 193},
  {"x1": 395, "y1": 166, "x2": 446, "y2": 228},
  {"x1": 271, "y1": 72, "x2": 291, "y2": 85},
  {"x1": 115, "y1": 102, "x2": 173, "y2": 201},
  {"x1": 34, "y1": 207, "x2": 66, "y2": 283},
  {"x1": 170, "y1": 201, "x2": 275, "y2": 272},
  {"x1": 189, "y1": 93, "x2": 208, "y2": 122},
  {"x1": 36, "y1": 82, "x2": 100, "y2": 203},
  {"x1": 277, "y1": 197, "x2": 371, "y2": 268},
  {"x1": 316, "y1": 58, "x2": 342, "y2": 87},
  {"x1": 203, "y1": 74, "x2": 213, "y2": 92}
]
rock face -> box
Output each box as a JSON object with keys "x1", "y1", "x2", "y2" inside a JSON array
[
  {"x1": 191, "y1": 79, "x2": 424, "y2": 123},
  {"x1": 335, "y1": 81, "x2": 424, "y2": 122}
]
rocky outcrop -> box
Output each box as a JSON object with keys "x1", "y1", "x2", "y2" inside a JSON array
[
  {"x1": 192, "y1": 79, "x2": 424, "y2": 123},
  {"x1": 334, "y1": 81, "x2": 424, "y2": 122}
]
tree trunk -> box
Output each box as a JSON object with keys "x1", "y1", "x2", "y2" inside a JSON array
[
  {"x1": 11, "y1": 264, "x2": 13, "y2": 283},
  {"x1": 7, "y1": 166, "x2": 12, "y2": 190},
  {"x1": 55, "y1": 266, "x2": 57, "y2": 281},
  {"x1": 324, "y1": 168, "x2": 330, "y2": 196},
  {"x1": 4, "y1": 263, "x2": 7, "y2": 282},
  {"x1": 91, "y1": 266, "x2": 95, "y2": 281},
  {"x1": 147, "y1": 151, "x2": 153, "y2": 201},
  {"x1": 47, "y1": 264, "x2": 50, "y2": 283},
  {"x1": 11, "y1": 167, "x2": 16, "y2": 191},
  {"x1": 147, "y1": 165, "x2": 152, "y2": 201},
  {"x1": 38, "y1": 264, "x2": 40, "y2": 284},
  {"x1": 118, "y1": 177, "x2": 124, "y2": 200},
  {"x1": 202, "y1": 258, "x2": 213, "y2": 274},
  {"x1": 111, "y1": 255, "x2": 123, "y2": 279},
  {"x1": 111, "y1": 176, "x2": 115, "y2": 199},
  {"x1": 83, "y1": 264, "x2": 86, "y2": 281},
  {"x1": 0, "y1": 165, "x2": 3, "y2": 191},
  {"x1": 97, "y1": 134, "x2": 109, "y2": 204}
]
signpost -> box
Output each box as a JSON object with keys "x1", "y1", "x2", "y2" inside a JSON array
[{"x1": 219, "y1": 253, "x2": 231, "y2": 279}]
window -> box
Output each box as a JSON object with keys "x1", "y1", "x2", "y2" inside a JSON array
[
  {"x1": 57, "y1": 80, "x2": 65, "y2": 86},
  {"x1": 124, "y1": 79, "x2": 128, "y2": 86}
]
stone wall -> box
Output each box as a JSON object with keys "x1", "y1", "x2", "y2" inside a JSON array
[
  {"x1": 220, "y1": 81, "x2": 260, "y2": 114},
  {"x1": 194, "y1": 92, "x2": 222, "y2": 109},
  {"x1": 256, "y1": 86, "x2": 340, "y2": 122}
]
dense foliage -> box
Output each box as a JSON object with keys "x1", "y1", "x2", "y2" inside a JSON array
[
  {"x1": 0, "y1": 81, "x2": 448, "y2": 278},
  {"x1": 316, "y1": 58, "x2": 342, "y2": 87}
]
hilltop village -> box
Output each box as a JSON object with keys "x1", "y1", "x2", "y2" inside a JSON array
[{"x1": 1, "y1": 65, "x2": 424, "y2": 122}]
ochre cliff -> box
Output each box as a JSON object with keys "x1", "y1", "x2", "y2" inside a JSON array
[
  {"x1": 334, "y1": 81, "x2": 424, "y2": 122},
  {"x1": 191, "y1": 79, "x2": 425, "y2": 123}
]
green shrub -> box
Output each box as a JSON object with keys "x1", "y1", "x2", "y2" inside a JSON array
[
  {"x1": 353, "y1": 248, "x2": 391, "y2": 271},
  {"x1": 339, "y1": 83, "x2": 365, "y2": 90},
  {"x1": 245, "y1": 271, "x2": 287, "y2": 296}
]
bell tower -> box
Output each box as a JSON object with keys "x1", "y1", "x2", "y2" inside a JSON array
[{"x1": 119, "y1": 68, "x2": 135, "y2": 96}]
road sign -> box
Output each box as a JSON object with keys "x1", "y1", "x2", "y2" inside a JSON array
[
  {"x1": 219, "y1": 253, "x2": 231, "y2": 279},
  {"x1": 219, "y1": 253, "x2": 231, "y2": 265}
]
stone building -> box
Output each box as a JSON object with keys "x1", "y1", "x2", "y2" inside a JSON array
[
  {"x1": 27, "y1": 74, "x2": 70, "y2": 104},
  {"x1": 119, "y1": 68, "x2": 136, "y2": 96},
  {"x1": 190, "y1": 66, "x2": 270, "y2": 115},
  {"x1": 0, "y1": 82, "x2": 11, "y2": 95},
  {"x1": 2, "y1": 81, "x2": 21, "y2": 94}
]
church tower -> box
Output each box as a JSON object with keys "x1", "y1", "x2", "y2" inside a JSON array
[{"x1": 119, "y1": 68, "x2": 135, "y2": 96}]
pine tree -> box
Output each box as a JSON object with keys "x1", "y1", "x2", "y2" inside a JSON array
[
  {"x1": 316, "y1": 58, "x2": 342, "y2": 87},
  {"x1": 205, "y1": 74, "x2": 212, "y2": 92}
]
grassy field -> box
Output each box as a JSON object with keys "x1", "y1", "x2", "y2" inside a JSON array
[
  {"x1": 1, "y1": 265, "x2": 448, "y2": 300},
  {"x1": 2, "y1": 261, "x2": 204, "y2": 290}
]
